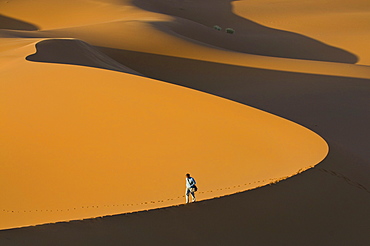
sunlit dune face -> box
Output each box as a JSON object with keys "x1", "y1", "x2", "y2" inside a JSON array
[
  {"x1": 0, "y1": 42, "x2": 328, "y2": 229},
  {"x1": 0, "y1": 0, "x2": 350, "y2": 231}
]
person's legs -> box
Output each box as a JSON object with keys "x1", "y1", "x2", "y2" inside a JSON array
[
  {"x1": 191, "y1": 190, "x2": 196, "y2": 202},
  {"x1": 185, "y1": 188, "x2": 190, "y2": 203}
]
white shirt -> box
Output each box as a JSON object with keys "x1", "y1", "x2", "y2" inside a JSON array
[{"x1": 186, "y1": 177, "x2": 196, "y2": 188}]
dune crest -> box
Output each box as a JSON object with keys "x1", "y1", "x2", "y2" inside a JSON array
[
  {"x1": 26, "y1": 39, "x2": 142, "y2": 75},
  {"x1": 132, "y1": 0, "x2": 358, "y2": 63},
  {"x1": 232, "y1": 0, "x2": 370, "y2": 65},
  {"x1": 0, "y1": 38, "x2": 328, "y2": 229}
]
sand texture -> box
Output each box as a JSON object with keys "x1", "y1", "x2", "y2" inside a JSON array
[{"x1": 0, "y1": 0, "x2": 369, "y2": 245}]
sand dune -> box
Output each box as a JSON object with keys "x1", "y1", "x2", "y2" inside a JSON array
[
  {"x1": 26, "y1": 39, "x2": 142, "y2": 75},
  {"x1": 133, "y1": 0, "x2": 359, "y2": 63},
  {"x1": 0, "y1": 14, "x2": 38, "y2": 31},
  {"x1": 110, "y1": 50, "x2": 370, "y2": 163},
  {"x1": 0, "y1": 36, "x2": 327, "y2": 229},
  {"x1": 1, "y1": 143, "x2": 369, "y2": 246},
  {"x1": 0, "y1": 0, "x2": 369, "y2": 245},
  {"x1": 2, "y1": 1, "x2": 370, "y2": 79},
  {"x1": 233, "y1": 0, "x2": 370, "y2": 65}
]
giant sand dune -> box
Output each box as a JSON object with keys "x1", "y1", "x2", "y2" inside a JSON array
[{"x1": 0, "y1": 0, "x2": 369, "y2": 245}]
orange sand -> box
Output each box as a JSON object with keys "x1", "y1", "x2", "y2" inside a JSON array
[
  {"x1": 0, "y1": 37, "x2": 327, "y2": 229},
  {"x1": 233, "y1": 0, "x2": 370, "y2": 65},
  {"x1": 1, "y1": 1, "x2": 369, "y2": 243}
]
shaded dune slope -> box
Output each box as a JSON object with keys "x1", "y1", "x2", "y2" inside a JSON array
[
  {"x1": 132, "y1": 0, "x2": 358, "y2": 63},
  {"x1": 0, "y1": 14, "x2": 38, "y2": 31},
  {"x1": 232, "y1": 0, "x2": 370, "y2": 65},
  {"x1": 85, "y1": 50, "x2": 370, "y2": 245},
  {"x1": 34, "y1": 23, "x2": 370, "y2": 79},
  {"x1": 26, "y1": 39, "x2": 142, "y2": 76},
  {"x1": 2, "y1": 8, "x2": 368, "y2": 79}
]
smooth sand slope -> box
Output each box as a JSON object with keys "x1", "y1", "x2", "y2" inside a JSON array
[
  {"x1": 0, "y1": 37, "x2": 327, "y2": 229},
  {"x1": 1, "y1": 0, "x2": 369, "y2": 245},
  {"x1": 233, "y1": 0, "x2": 370, "y2": 65}
]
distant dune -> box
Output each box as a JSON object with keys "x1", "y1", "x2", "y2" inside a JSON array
[{"x1": 0, "y1": 0, "x2": 369, "y2": 245}]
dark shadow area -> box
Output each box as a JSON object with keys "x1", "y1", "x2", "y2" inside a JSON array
[
  {"x1": 26, "y1": 39, "x2": 143, "y2": 76},
  {"x1": 0, "y1": 14, "x2": 39, "y2": 31},
  {"x1": 96, "y1": 47, "x2": 370, "y2": 163},
  {"x1": 1, "y1": 142, "x2": 369, "y2": 246},
  {"x1": 132, "y1": 0, "x2": 358, "y2": 63}
]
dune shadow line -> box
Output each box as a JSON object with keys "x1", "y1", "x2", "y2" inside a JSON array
[
  {"x1": 132, "y1": 0, "x2": 358, "y2": 63},
  {"x1": 0, "y1": 14, "x2": 39, "y2": 31},
  {"x1": 26, "y1": 39, "x2": 143, "y2": 76},
  {"x1": 96, "y1": 47, "x2": 370, "y2": 162}
]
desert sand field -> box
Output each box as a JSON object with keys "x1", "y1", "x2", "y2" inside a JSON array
[{"x1": 0, "y1": 0, "x2": 369, "y2": 245}]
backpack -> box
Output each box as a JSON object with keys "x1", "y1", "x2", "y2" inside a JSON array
[{"x1": 192, "y1": 185, "x2": 198, "y2": 192}]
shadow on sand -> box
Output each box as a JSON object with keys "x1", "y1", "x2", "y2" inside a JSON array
[
  {"x1": 95, "y1": 47, "x2": 370, "y2": 162},
  {"x1": 2, "y1": 47, "x2": 370, "y2": 244},
  {"x1": 26, "y1": 39, "x2": 143, "y2": 76},
  {"x1": 27, "y1": 40, "x2": 370, "y2": 161},
  {"x1": 132, "y1": 0, "x2": 358, "y2": 63},
  {"x1": 0, "y1": 14, "x2": 39, "y2": 31}
]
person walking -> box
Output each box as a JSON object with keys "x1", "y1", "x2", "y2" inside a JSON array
[{"x1": 185, "y1": 173, "x2": 197, "y2": 203}]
